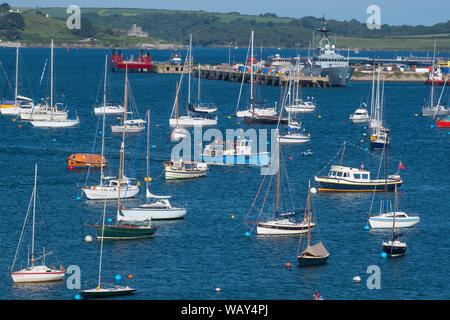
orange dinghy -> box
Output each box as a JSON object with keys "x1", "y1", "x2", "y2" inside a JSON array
[{"x1": 67, "y1": 154, "x2": 108, "y2": 168}]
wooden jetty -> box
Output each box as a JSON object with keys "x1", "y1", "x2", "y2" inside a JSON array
[{"x1": 151, "y1": 62, "x2": 329, "y2": 88}]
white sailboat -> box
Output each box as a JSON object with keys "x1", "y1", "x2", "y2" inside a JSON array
[
  {"x1": 120, "y1": 110, "x2": 187, "y2": 221},
  {"x1": 0, "y1": 45, "x2": 34, "y2": 116},
  {"x1": 236, "y1": 30, "x2": 277, "y2": 118},
  {"x1": 284, "y1": 61, "x2": 316, "y2": 113},
  {"x1": 368, "y1": 145, "x2": 419, "y2": 229},
  {"x1": 422, "y1": 43, "x2": 449, "y2": 117},
  {"x1": 94, "y1": 55, "x2": 125, "y2": 115},
  {"x1": 30, "y1": 39, "x2": 79, "y2": 128},
  {"x1": 169, "y1": 34, "x2": 217, "y2": 128},
  {"x1": 111, "y1": 64, "x2": 145, "y2": 134},
  {"x1": 170, "y1": 81, "x2": 189, "y2": 142},
  {"x1": 189, "y1": 63, "x2": 218, "y2": 114},
  {"x1": 10, "y1": 164, "x2": 65, "y2": 283},
  {"x1": 82, "y1": 65, "x2": 139, "y2": 200}
]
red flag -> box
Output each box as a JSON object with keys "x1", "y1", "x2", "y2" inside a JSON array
[
  {"x1": 360, "y1": 162, "x2": 364, "y2": 169},
  {"x1": 399, "y1": 161, "x2": 405, "y2": 170}
]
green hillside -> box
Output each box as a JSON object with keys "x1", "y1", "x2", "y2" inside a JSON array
[{"x1": 0, "y1": 5, "x2": 448, "y2": 50}]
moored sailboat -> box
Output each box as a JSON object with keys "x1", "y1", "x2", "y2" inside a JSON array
[
  {"x1": 297, "y1": 182, "x2": 329, "y2": 266},
  {"x1": 10, "y1": 164, "x2": 65, "y2": 283}
]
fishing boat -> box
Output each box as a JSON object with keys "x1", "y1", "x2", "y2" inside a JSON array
[
  {"x1": 111, "y1": 64, "x2": 145, "y2": 134},
  {"x1": 349, "y1": 106, "x2": 370, "y2": 124},
  {"x1": 314, "y1": 143, "x2": 402, "y2": 192},
  {"x1": 436, "y1": 115, "x2": 450, "y2": 127},
  {"x1": 235, "y1": 31, "x2": 277, "y2": 119},
  {"x1": 168, "y1": 34, "x2": 217, "y2": 128},
  {"x1": 79, "y1": 199, "x2": 137, "y2": 299},
  {"x1": 200, "y1": 138, "x2": 270, "y2": 166},
  {"x1": 119, "y1": 110, "x2": 187, "y2": 221},
  {"x1": 86, "y1": 141, "x2": 157, "y2": 240},
  {"x1": 164, "y1": 160, "x2": 208, "y2": 180},
  {"x1": 297, "y1": 183, "x2": 329, "y2": 266},
  {"x1": 0, "y1": 46, "x2": 34, "y2": 116},
  {"x1": 94, "y1": 55, "x2": 125, "y2": 115},
  {"x1": 245, "y1": 136, "x2": 313, "y2": 235},
  {"x1": 169, "y1": 52, "x2": 182, "y2": 64},
  {"x1": 10, "y1": 164, "x2": 65, "y2": 283},
  {"x1": 67, "y1": 153, "x2": 107, "y2": 169}
]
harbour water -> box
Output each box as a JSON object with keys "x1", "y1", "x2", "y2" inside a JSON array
[{"x1": 0, "y1": 47, "x2": 448, "y2": 300}]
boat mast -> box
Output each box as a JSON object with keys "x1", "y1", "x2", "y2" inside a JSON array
[
  {"x1": 145, "y1": 109, "x2": 150, "y2": 197},
  {"x1": 175, "y1": 81, "x2": 179, "y2": 127},
  {"x1": 307, "y1": 181, "x2": 311, "y2": 247},
  {"x1": 250, "y1": 30, "x2": 254, "y2": 111},
  {"x1": 121, "y1": 64, "x2": 128, "y2": 179},
  {"x1": 430, "y1": 43, "x2": 436, "y2": 109},
  {"x1": 97, "y1": 199, "x2": 107, "y2": 288},
  {"x1": 197, "y1": 64, "x2": 201, "y2": 105},
  {"x1": 339, "y1": 142, "x2": 346, "y2": 166},
  {"x1": 275, "y1": 138, "x2": 280, "y2": 212},
  {"x1": 31, "y1": 164, "x2": 37, "y2": 267},
  {"x1": 100, "y1": 55, "x2": 107, "y2": 186},
  {"x1": 50, "y1": 39, "x2": 54, "y2": 108},
  {"x1": 14, "y1": 45, "x2": 18, "y2": 107},
  {"x1": 187, "y1": 34, "x2": 192, "y2": 106},
  {"x1": 384, "y1": 131, "x2": 389, "y2": 208}
]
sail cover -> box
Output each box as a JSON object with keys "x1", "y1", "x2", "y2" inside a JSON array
[
  {"x1": 146, "y1": 189, "x2": 171, "y2": 199},
  {"x1": 301, "y1": 242, "x2": 329, "y2": 257}
]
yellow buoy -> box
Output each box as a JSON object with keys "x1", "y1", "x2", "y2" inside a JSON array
[
  {"x1": 137, "y1": 181, "x2": 141, "y2": 186},
  {"x1": 156, "y1": 124, "x2": 159, "y2": 127},
  {"x1": 414, "y1": 114, "x2": 419, "y2": 117},
  {"x1": 12, "y1": 118, "x2": 16, "y2": 122},
  {"x1": 231, "y1": 215, "x2": 235, "y2": 219},
  {"x1": 318, "y1": 115, "x2": 322, "y2": 118},
  {"x1": 116, "y1": 117, "x2": 121, "y2": 120},
  {"x1": 144, "y1": 177, "x2": 152, "y2": 182},
  {"x1": 227, "y1": 116, "x2": 231, "y2": 119}
]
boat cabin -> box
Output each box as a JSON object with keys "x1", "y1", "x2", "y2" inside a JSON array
[{"x1": 326, "y1": 165, "x2": 371, "y2": 181}]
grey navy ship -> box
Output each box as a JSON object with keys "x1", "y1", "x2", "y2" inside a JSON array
[{"x1": 305, "y1": 17, "x2": 354, "y2": 87}]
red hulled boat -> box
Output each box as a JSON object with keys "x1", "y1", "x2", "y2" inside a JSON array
[
  {"x1": 436, "y1": 116, "x2": 450, "y2": 128},
  {"x1": 111, "y1": 49, "x2": 152, "y2": 72}
]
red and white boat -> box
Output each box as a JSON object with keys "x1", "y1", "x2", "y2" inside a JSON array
[
  {"x1": 436, "y1": 115, "x2": 450, "y2": 128},
  {"x1": 10, "y1": 164, "x2": 65, "y2": 283}
]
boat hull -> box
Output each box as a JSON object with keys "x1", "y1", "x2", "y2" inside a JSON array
[
  {"x1": 31, "y1": 119, "x2": 79, "y2": 128},
  {"x1": 164, "y1": 168, "x2": 208, "y2": 180},
  {"x1": 297, "y1": 254, "x2": 329, "y2": 266},
  {"x1": 278, "y1": 134, "x2": 310, "y2": 144},
  {"x1": 382, "y1": 241, "x2": 407, "y2": 257},
  {"x1": 79, "y1": 286, "x2": 136, "y2": 299},
  {"x1": 94, "y1": 224, "x2": 157, "y2": 240},
  {"x1": 169, "y1": 117, "x2": 217, "y2": 127},
  {"x1": 82, "y1": 185, "x2": 139, "y2": 200},
  {"x1": 111, "y1": 125, "x2": 144, "y2": 134},
  {"x1": 201, "y1": 153, "x2": 270, "y2": 166},
  {"x1": 314, "y1": 176, "x2": 402, "y2": 192},
  {"x1": 11, "y1": 268, "x2": 65, "y2": 283},
  {"x1": 436, "y1": 119, "x2": 450, "y2": 128},
  {"x1": 369, "y1": 217, "x2": 420, "y2": 229},
  {"x1": 321, "y1": 66, "x2": 354, "y2": 87},
  {"x1": 94, "y1": 106, "x2": 124, "y2": 115},
  {"x1": 257, "y1": 224, "x2": 311, "y2": 235},
  {"x1": 121, "y1": 207, "x2": 187, "y2": 220}
]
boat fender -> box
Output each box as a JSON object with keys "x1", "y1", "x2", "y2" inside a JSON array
[{"x1": 92, "y1": 186, "x2": 97, "y2": 190}]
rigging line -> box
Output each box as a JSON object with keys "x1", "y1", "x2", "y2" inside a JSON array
[
  {"x1": 124, "y1": 124, "x2": 145, "y2": 198},
  {"x1": 314, "y1": 141, "x2": 347, "y2": 176},
  {"x1": 235, "y1": 35, "x2": 252, "y2": 113},
  {"x1": 11, "y1": 188, "x2": 34, "y2": 271},
  {"x1": 81, "y1": 115, "x2": 102, "y2": 190},
  {"x1": 257, "y1": 170, "x2": 276, "y2": 224},
  {"x1": 367, "y1": 145, "x2": 386, "y2": 221},
  {"x1": 243, "y1": 163, "x2": 272, "y2": 222}
]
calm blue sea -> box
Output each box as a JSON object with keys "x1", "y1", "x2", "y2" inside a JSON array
[{"x1": 0, "y1": 46, "x2": 448, "y2": 300}]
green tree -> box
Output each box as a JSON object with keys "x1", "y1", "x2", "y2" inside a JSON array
[{"x1": 0, "y1": 3, "x2": 11, "y2": 12}]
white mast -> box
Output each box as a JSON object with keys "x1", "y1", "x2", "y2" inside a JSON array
[
  {"x1": 187, "y1": 34, "x2": 192, "y2": 105},
  {"x1": 100, "y1": 55, "x2": 107, "y2": 186},
  {"x1": 250, "y1": 30, "x2": 254, "y2": 110},
  {"x1": 145, "y1": 109, "x2": 150, "y2": 197},
  {"x1": 14, "y1": 46, "x2": 18, "y2": 107},
  {"x1": 31, "y1": 164, "x2": 37, "y2": 267},
  {"x1": 50, "y1": 39, "x2": 54, "y2": 108}
]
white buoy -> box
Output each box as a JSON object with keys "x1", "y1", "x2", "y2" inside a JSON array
[
  {"x1": 215, "y1": 287, "x2": 221, "y2": 292},
  {"x1": 310, "y1": 187, "x2": 318, "y2": 194},
  {"x1": 85, "y1": 235, "x2": 93, "y2": 242},
  {"x1": 353, "y1": 276, "x2": 361, "y2": 282}
]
